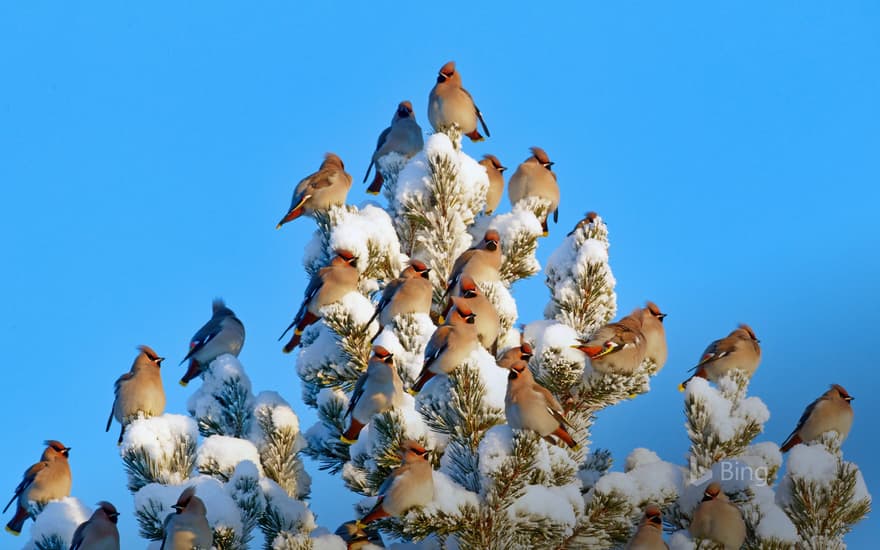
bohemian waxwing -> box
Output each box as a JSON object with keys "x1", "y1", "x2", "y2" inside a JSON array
[
  {"x1": 4, "y1": 441, "x2": 72, "y2": 535},
  {"x1": 507, "y1": 147, "x2": 560, "y2": 236},
  {"x1": 277, "y1": 153, "x2": 352, "y2": 228},
  {"x1": 626, "y1": 504, "x2": 668, "y2": 550},
  {"x1": 573, "y1": 316, "x2": 647, "y2": 375},
  {"x1": 496, "y1": 338, "x2": 534, "y2": 371},
  {"x1": 180, "y1": 299, "x2": 245, "y2": 386},
  {"x1": 444, "y1": 230, "x2": 502, "y2": 299},
  {"x1": 367, "y1": 260, "x2": 432, "y2": 333},
  {"x1": 161, "y1": 486, "x2": 212, "y2": 550},
  {"x1": 637, "y1": 301, "x2": 667, "y2": 371},
  {"x1": 689, "y1": 482, "x2": 746, "y2": 550},
  {"x1": 427, "y1": 61, "x2": 490, "y2": 142},
  {"x1": 364, "y1": 101, "x2": 424, "y2": 195},
  {"x1": 341, "y1": 346, "x2": 405, "y2": 444},
  {"x1": 567, "y1": 211, "x2": 599, "y2": 237},
  {"x1": 479, "y1": 154, "x2": 506, "y2": 215},
  {"x1": 505, "y1": 361, "x2": 579, "y2": 449},
  {"x1": 410, "y1": 297, "x2": 480, "y2": 393},
  {"x1": 107, "y1": 345, "x2": 166, "y2": 444},
  {"x1": 280, "y1": 249, "x2": 359, "y2": 352},
  {"x1": 443, "y1": 275, "x2": 499, "y2": 354},
  {"x1": 358, "y1": 441, "x2": 434, "y2": 525},
  {"x1": 781, "y1": 384, "x2": 854, "y2": 452},
  {"x1": 334, "y1": 520, "x2": 384, "y2": 549},
  {"x1": 70, "y1": 501, "x2": 120, "y2": 550},
  {"x1": 679, "y1": 324, "x2": 761, "y2": 390}
]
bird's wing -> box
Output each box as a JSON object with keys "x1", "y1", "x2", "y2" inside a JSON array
[
  {"x1": 345, "y1": 372, "x2": 368, "y2": 419},
  {"x1": 69, "y1": 518, "x2": 90, "y2": 550},
  {"x1": 462, "y1": 88, "x2": 490, "y2": 137},
  {"x1": 279, "y1": 270, "x2": 324, "y2": 340},
  {"x1": 783, "y1": 396, "x2": 822, "y2": 447},
  {"x1": 182, "y1": 315, "x2": 224, "y2": 362},
  {"x1": 3, "y1": 461, "x2": 48, "y2": 513},
  {"x1": 534, "y1": 384, "x2": 571, "y2": 427},
  {"x1": 419, "y1": 328, "x2": 451, "y2": 375},
  {"x1": 106, "y1": 371, "x2": 134, "y2": 431},
  {"x1": 692, "y1": 336, "x2": 737, "y2": 369}
]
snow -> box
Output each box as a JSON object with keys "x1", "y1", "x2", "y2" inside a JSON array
[
  {"x1": 121, "y1": 414, "x2": 198, "y2": 483},
  {"x1": 197, "y1": 435, "x2": 263, "y2": 478},
  {"x1": 24, "y1": 497, "x2": 89, "y2": 549},
  {"x1": 328, "y1": 204, "x2": 405, "y2": 276},
  {"x1": 477, "y1": 425, "x2": 514, "y2": 484},
  {"x1": 624, "y1": 448, "x2": 662, "y2": 472},
  {"x1": 509, "y1": 484, "x2": 580, "y2": 529},
  {"x1": 524, "y1": 320, "x2": 584, "y2": 364},
  {"x1": 854, "y1": 469, "x2": 871, "y2": 502},
  {"x1": 371, "y1": 312, "x2": 435, "y2": 383},
  {"x1": 593, "y1": 472, "x2": 640, "y2": 502},
  {"x1": 187, "y1": 354, "x2": 255, "y2": 425},
  {"x1": 751, "y1": 486, "x2": 798, "y2": 541},
  {"x1": 421, "y1": 470, "x2": 479, "y2": 516},
  {"x1": 309, "y1": 532, "x2": 347, "y2": 550},
  {"x1": 786, "y1": 443, "x2": 837, "y2": 483},
  {"x1": 684, "y1": 377, "x2": 769, "y2": 446},
  {"x1": 250, "y1": 391, "x2": 303, "y2": 449},
  {"x1": 261, "y1": 477, "x2": 317, "y2": 532},
  {"x1": 135, "y1": 477, "x2": 244, "y2": 538},
  {"x1": 668, "y1": 530, "x2": 696, "y2": 549}
]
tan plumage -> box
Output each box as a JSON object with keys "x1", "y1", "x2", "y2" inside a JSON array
[
  {"x1": 411, "y1": 298, "x2": 480, "y2": 393},
  {"x1": 358, "y1": 441, "x2": 434, "y2": 525},
  {"x1": 277, "y1": 153, "x2": 352, "y2": 228},
  {"x1": 680, "y1": 324, "x2": 761, "y2": 390},
  {"x1": 161, "y1": 487, "x2": 212, "y2": 550},
  {"x1": 496, "y1": 338, "x2": 534, "y2": 371},
  {"x1": 4, "y1": 441, "x2": 72, "y2": 535},
  {"x1": 781, "y1": 384, "x2": 854, "y2": 452},
  {"x1": 479, "y1": 154, "x2": 506, "y2": 215},
  {"x1": 447, "y1": 275, "x2": 499, "y2": 353},
  {"x1": 573, "y1": 316, "x2": 647, "y2": 375},
  {"x1": 445, "y1": 230, "x2": 502, "y2": 297},
  {"x1": 427, "y1": 61, "x2": 490, "y2": 142},
  {"x1": 567, "y1": 211, "x2": 599, "y2": 236},
  {"x1": 106, "y1": 345, "x2": 166, "y2": 444},
  {"x1": 364, "y1": 101, "x2": 424, "y2": 195},
  {"x1": 505, "y1": 361, "x2": 578, "y2": 449},
  {"x1": 507, "y1": 147, "x2": 560, "y2": 235},
  {"x1": 280, "y1": 249, "x2": 360, "y2": 352},
  {"x1": 637, "y1": 301, "x2": 668, "y2": 371},
  {"x1": 367, "y1": 260, "x2": 433, "y2": 333},
  {"x1": 626, "y1": 504, "x2": 668, "y2": 550},
  {"x1": 689, "y1": 482, "x2": 746, "y2": 550},
  {"x1": 341, "y1": 346, "x2": 405, "y2": 444},
  {"x1": 70, "y1": 501, "x2": 120, "y2": 550}
]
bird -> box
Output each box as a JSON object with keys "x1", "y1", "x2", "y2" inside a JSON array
[
  {"x1": 70, "y1": 501, "x2": 120, "y2": 550},
  {"x1": 496, "y1": 339, "x2": 534, "y2": 371},
  {"x1": 276, "y1": 152, "x2": 352, "y2": 228},
  {"x1": 572, "y1": 316, "x2": 647, "y2": 375},
  {"x1": 357, "y1": 440, "x2": 434, "y2": 526},
  {"x1": 689, "y1": 482, "x2": 746, "y2": 550},
  {"x1": 626, "y1": 504, "x2": 668, "y2": 550},
  {"x1": 279, "y1": 249, "x2": 360, "y2": 352},
  {"x1": 334, "y1": 520, "x2": 384, "y2": 549},
  {"x1": 366, "y1": 260, "x2": 433, "y2": 337},
  {"x1": 567, "y1": 211, "x2": 599, "y2": 237},
  {"x1": 160, "y1": 486, "x2": 212, "y2": 550},
  {"x1": 410, "y1": 297, "x2": 480, "y2": 393},
  {"x1": 364, "y1": 101, "x2": 424, "y2": 195},
  {"x1": 504, "y1": 360, "x2": 579, "y2": 449},
  {"x1": 4, "y1": 441, "x2": 72, "y2": 536},
  {"x1": 180, "y1": 298, "x2": 245, "y2": 387},
  {"x1": 478, "y1": 154, "x2": 506, "y2": 215},
  {"x1": 106, "y1": 345, "x2": 166, "y2": 444},
  {"x1": 781, "y1": 384, "x2": 855, "y2": 452},
  {"x1": 444, "y1": 229, "x2": 502, "y2": 299},
  {"x1": 507, "y1": 147, "x2": 560, "y2": 236},
  {"x1": 636, "y1": 301, "x2": 667, "y2": 371},
  {"x1": 427, "y1": 61, "x2": 490, "y2": 142},
  {"x1": 443, "y1": 275, "x2": 499, "y2": 354},
  {"x1": 679, "y1": 324, "x2": 761, "y2": 390},
  {"x1": 340, "y1": 346, "x2": 405, "y2": 444}
]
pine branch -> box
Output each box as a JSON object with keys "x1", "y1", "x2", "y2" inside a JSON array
[{"x1": 121, "y1": 434, "x2": 197, "y2": 493}]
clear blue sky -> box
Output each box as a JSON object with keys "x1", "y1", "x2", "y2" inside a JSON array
[{"x1": 1, "y1": 2, "x2": 877, "y2": 547}]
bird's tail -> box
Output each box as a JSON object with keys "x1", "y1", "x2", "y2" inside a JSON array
[
  {"x1": 179, "y1": 359, "x2": 202, "y2": 387},
  {"x1": 5, "y1": 506, "x2": 29, "y2": 536},
  {"x1": 366, "y1": 170, "x2": 384, "y2": 195}
]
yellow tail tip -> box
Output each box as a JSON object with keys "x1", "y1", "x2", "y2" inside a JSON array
[
  {"x1": 275, "y1": 223, "x2": 282, "y2": 230},
  {"x1": 406, "y1": 388, "x2": 419, "y2": 396},
  {"x1": 571, "y1": 444, "x2": 582, "y2": 452},
  {"x1": 355, "y1": 519, "x2": 366, "y2": 530},
  {"x1": 179, "y1": 380, "x2": 189, "y2": 387},
  {"x1": 677, "y1": 383, "x2": 685, "y2": 392},
  {"x1": 628, "y1": 393, "x2": 638, "y2": 400},
  {"x1": 5, "y1": 526, "x2": 20, "y2": 536},
  {"x1": 366, "y1": 190, "x2": 379, "y2": 196},
  {"x1": 339, "y1": 435, "x2": 357, "y2": 445},
  {"x1": 542, "y1": 231, "x2": 549, "y2": 237},
  {"x1": 437, "y1": 316, "x2": 445, "y2": 324}
]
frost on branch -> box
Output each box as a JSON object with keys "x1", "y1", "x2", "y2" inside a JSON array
[
  {"x1": 120, "y1": 413, "x2": 198, "y2": 492},
  {"x1": 22, "y1": 498, "x2": 89, "y2": 550},
  {"x1": 187, "y1": 354, "x2": 255, "y2": 439},
  {"x1": 469, "y1": 198, "x2": 545, "y2": 285},
  {"x1": 251, "y1": 391, "x2": 311, "y2": 499}
]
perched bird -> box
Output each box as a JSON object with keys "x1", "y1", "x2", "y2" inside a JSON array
[
  {"x1": 496, "y1": 339, "x2": 534, "y2": 370},
  {"x1": 366, "y1": 260, "x2": 432, "y2": 334},
  {"x1": 106, "y1": 345, "x2": 166, "y2": 444},
  {"x1": 411, "y1": 298, "x2": 480, "y2": 393},
  {"x1": 572, "y1": 316, "x2": 647, "y2": 375},
  {"x1": 507, "y1": 147, "x2": 560, "y2": 235},
  {"x1": 626, "y1": 504, "x2": 668, "y2": 550},
  {"x1": 567, "y1": 211, "x2": 599, "y2": 237},
  {"x1": 679, "y1": 324, "x2": 761, "y2": 390},
  {"x1": 180, "y1": 299, "x2": 245, "y2": 387},
  {"x1": 334, "y1": 520, "x2": 384, "y2": 549},
  {"x1": 357, "y1": 441, "x2": 434, "y2": 525},
  {"x1": 636, "y1": 301, "x2": 668, "y2": 371},
  {"x1": 280, "y1": 249, "x2": 359, "y2": 352},
  {"x1": 444, "y1": 275, "x2": 499, "y2": 354},
  {"x1": 445, "y1": 230, "x2": 502, "y2": 298},
  {"x1": 364, "y1": 101, "x2": 424, "y2": 195},
  {"x1": 479, "y1": 154, "x2": 506, "y2": 215},
  {"x1": 505, "y1": 360, "x2": 578, "y2": 449},
  {"x1": 70, "y1": 501, "x2": 120, "y2": 550},
  {"x1": 276, "y1": 153, "x2": 352, "y2": 228},
  {"x1": 4, "y1": 441, "x2": 72, "y2": 535},
  {"x1": 781, "y1": 384, "x2": 855, "y2": 452},
  {"x1": 427, "y1": 61, "x2": 490, "y2": 142},
  {"x1": 689, "y1": 483, "x2": 746, "y2": 550},
  {"x1": 161, "y1": 487, "x2": 211, "y2": 550},
  {"x1": 341, "y1": 346, "x2": 405, "y2": 444}
]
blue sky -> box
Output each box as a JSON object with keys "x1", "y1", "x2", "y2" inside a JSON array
[{"x1": 1, "y1": 1, "x2": 878, "y2": 547}]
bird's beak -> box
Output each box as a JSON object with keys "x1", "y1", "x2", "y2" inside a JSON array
[
  {"x1": 486, "y1": 240, "x2": 498, "y2": 251},
  {"x1": 158, "y1": 357, "x2": 166, "y2": 363},
  {"x1": 658, "y1": 313, "x2": 667, "y2": 321},
  {"x1": 276, "y1": 211, "x2": 297, "y2": 229}
]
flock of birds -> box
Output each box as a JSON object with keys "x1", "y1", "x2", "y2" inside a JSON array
[{"x1": 2, "y1": 61, "x2": 856, "y2": 550}]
